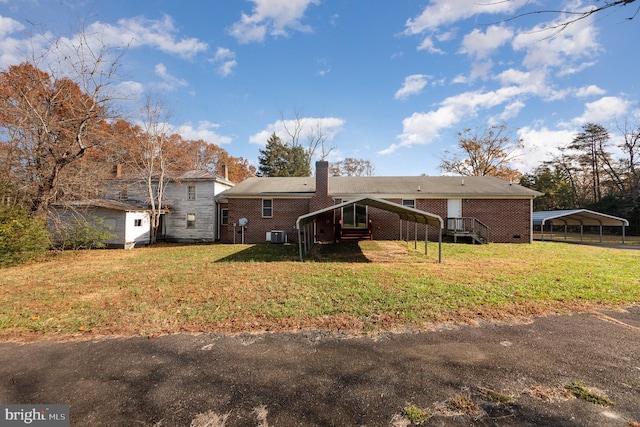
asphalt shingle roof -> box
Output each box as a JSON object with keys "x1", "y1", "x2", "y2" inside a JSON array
[
  {"x1": 221, "y1": 175, "x2": 542, "y2": 198},
  {"x1": 53, "y1": 199, "x2": 150, "y2": 212}
]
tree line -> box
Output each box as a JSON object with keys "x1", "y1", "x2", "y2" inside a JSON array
[
  {"x1": 0, "y1": 30, "x2": 258, "y2": 262},
  {"x1": 256, "y1": 132, "x2": 375, "y2": 178},
  {"x1": 0, "y1": 62, "x2": 256, "y2": 216},
  {"x1": 521, "y1": 122, "x2": 639, "y2": 234},
  {"x1": 439, "y1": 122, "x2": 640, "y2": 234}
]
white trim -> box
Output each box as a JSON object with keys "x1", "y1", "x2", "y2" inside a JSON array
[{"x1": 262, "y1": 199, "x2": 273, "y2": 218}]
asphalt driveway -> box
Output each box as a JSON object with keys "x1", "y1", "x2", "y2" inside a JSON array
[{"x1": 1, "y1": 307, "x2": 639, "y2": 426}]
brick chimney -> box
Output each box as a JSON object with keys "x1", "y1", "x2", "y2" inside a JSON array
[
  {"x1": 310, "y1": 160, "x2": 333, "y2": 211},
  {"x1": 315, "y1": 161, "x2": 329, "y2": 197}
]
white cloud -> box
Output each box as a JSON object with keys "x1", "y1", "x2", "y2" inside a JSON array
[
  {"x1": 515, "y1": 126, "x2": 575, "y2": 172},
  {"x1": 88, "y1": 15, "x2": 207, "y2": 59},
  {"x1": 249, "y1": 116, "x2": 345, "y2": 146},
  {"x1": 416, "y1": 37, "x2": 444, "y2": 54},
  {"x1": 512, "y1": 11, "x2": 599, "y2": 73},
  {"x1": 218, "y1": 60, "x2": 237, "y2": 77},
  {"x1": 395, "y1": 74, "x2": 429, "y2": 100},
  {"x1": 0, "y1": 15, "x2": 23, "y2": 37},
  {"x1": 404, "y1": 0, "x2": 529, "y2": 34},
  {"x1": 469, "y1": 60, "x2": 494, "y2": 81},
  {"x1": 114, "y1": 80, "x2": 145, "y2": 100},
  {"x1": 498, "y1": 68, "x2": 557, "y2": 99},
  {"x1": 460, "y1": 25, "x2": 513, "y2": 59},
  {"x1": 214, "y1": 47, "x2": 234, "y2": 62},
  {"x1": 385, "y1": 83, "x2": 542, "y2": 155},
  {"x1": 381, "y1": 107, "x2": 460, "y2": 155},
  {"x1": 571, "y1": 96, "x2": 633, "y2": 125},
  {"x1": 500, "y1": 100, "x2": 525, "y2": 121},
  {"x1": 0, "y1": 16, "x2": 47, "y2": 69},
  {"x1": 575, "y1": 85, "x2": 606, "y2": 98},
  {"x1": 228, "y1": 0, "x2": 320, "y2": 43},
  {"x1": 154, "y1": 63, "x2": 187, "y2": 91},
  {"x1": 211, "y1": 47, "x2": 237, "y2": 77},
  {"x1": 175, "y1": 121, "x2": 232, "y2": 145}
]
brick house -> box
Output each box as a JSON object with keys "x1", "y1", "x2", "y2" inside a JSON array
[{"x1": 217, "y1": 161, "x2": 542, "y2": 245}]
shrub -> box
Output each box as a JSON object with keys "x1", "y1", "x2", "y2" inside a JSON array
[
  {"x1": 50, "y1": 214, "x2": 115, "y2": 250},
  {"x1": 0, "y1": 204, "x2": 50, "y2": 265}
]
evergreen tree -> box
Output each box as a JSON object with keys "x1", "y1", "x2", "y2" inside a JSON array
[{"x1": 257, "y1": 133, "x2": 311, "y2": 177}]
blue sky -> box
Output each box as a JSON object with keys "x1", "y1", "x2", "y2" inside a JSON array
[{"x1": 1, "y1": 0, "x2": 639, "y2": 176}]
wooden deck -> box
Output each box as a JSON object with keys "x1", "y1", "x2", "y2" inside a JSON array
[
  {"x1": 445, "y1": 217, "x2": 489, "y2": 244},
  {"x1": 337, "y1": 219, "x2": 372, "y2": 241}
]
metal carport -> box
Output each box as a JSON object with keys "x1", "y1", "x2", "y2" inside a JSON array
[
  {"x1": 533, "y1": 209, "x2": 629, "y2": 243},
  {"x1": 296, "y1": 196, "x2": 444, "y2": 262}
]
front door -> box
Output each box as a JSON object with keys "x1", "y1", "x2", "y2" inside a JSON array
[{"x1": 447, "y1": 199, "x2": 462, "y2": 230}]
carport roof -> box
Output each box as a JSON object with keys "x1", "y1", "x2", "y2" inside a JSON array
[
  {"x1": 296, "y1": 196, "x2": 444, "y2": 229},
  {"x1": 533, "y1": 209, "x2": 629, "y2": 227},
  {"x1": 295, "y1": 196, "x2": 444, "y2": 263}
]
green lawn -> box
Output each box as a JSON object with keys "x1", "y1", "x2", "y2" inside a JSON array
[{"x1": 0, "y1": 241, "x2": 638, "y2": 341}]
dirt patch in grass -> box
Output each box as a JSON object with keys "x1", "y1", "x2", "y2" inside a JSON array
[{"x1": 309, "y1": 240, "x2": 426, "y2": 263}]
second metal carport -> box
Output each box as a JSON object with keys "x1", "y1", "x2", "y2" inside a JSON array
[
  {"x1": 533, "y1": 209, "x2": 629, "y2": 243},
  {"x1": 296, "y1": 196, "x2": 444, "y2": 262}
]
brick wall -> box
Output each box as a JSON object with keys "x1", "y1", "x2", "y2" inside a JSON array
[
  {"x1": 220, "y1": 188, "x2": 532, "y2": 244},
  {"x1": 333, "y1": 198, "x2": 530, "y2": 243},
  {"x1": 368, "y1": 199, "x2": 448, "y2": 241},
  {"x1": 219, "y1": 197, "x2": 310, "y2": 243},
  {"x1": 463, "y1": 199, "x2": 531, "y2": 243}
]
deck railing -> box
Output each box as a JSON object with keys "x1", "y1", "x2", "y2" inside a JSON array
[{"x1": 446, "y1": 217, "x2": 489, "y2": 243}]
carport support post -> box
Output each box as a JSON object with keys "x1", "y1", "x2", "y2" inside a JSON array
[
  {"x1": 298, "y1": 227, "x2": 303, "y2": 262},
  {"x1": 438, "y1": 227, "x2": 442, "y2": 263},
  {"x1": 414, "y1": 223, "x2": 418, "y2": 250},
  {"x1": 425, "y1": 224, "x2": 428, "y2": 256}
]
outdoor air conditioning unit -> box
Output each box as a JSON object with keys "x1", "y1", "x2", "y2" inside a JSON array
[{"x1": 270, "y1": 230, "x2": 286, "y2": 244}]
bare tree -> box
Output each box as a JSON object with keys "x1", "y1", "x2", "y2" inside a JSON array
[
  {"x1": 616, "y1": 118, "x2": 640, "y2": 203},
  {"x1": 500, "y1": 0, "x2": 638, "y2": 37},
  {"x1": 306, "y1": 118, "x2": 336, "y2": 161},
  {"x1": 280, "y1": 109, "x2": 336, "y2": 168},
  {"x1": 330, "y1": 158, "x2": 375, "y2": 177},
  {"x1": 439, "y1": 123, "x2": 523, "y2": 180},
  {"x1": 135, "y1": 95, "x2": 173, "y2": 244},
  {"x1": 0, "y1": 27, "x2": 125, "y2": 214}
]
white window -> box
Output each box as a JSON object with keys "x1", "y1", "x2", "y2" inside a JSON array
[
  {"x1": 402, "y1": 199, "x2": 416, "y2": 209},
  {"x1": 187, "y1": 213, "x2": 196, "y2": 229},
  {"x1": 342, "y1": 203, "x2": 367, "y2": 228},
  {"x1": 262, "y1": 199, "x2": 273, "y2": 218},
  {"x1": 134, "y1": 219, "x2": 142, "y2": 227},
  {"x1": 187, "y1": 185, "x2": 196, "y2": 200},
  {"x1": 221, "y1": 208, "x2": 229, "y2": 225}
]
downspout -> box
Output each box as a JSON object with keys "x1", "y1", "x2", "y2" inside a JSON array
[
  {"x1": 215, "y1": 199, "x2": 219, "y2": 242},
  {"x1": 529, "y1": 198, "x2": 534, "y2": 243},
  {"x1": 297, "y1": 217, "x2": 303, "y2": 262}
]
